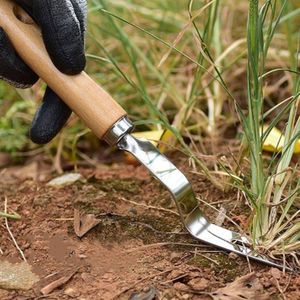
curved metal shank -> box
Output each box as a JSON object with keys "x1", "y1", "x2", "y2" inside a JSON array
[
  {"x1": 118, "y1": 133, "x2": 199, "y2": 219},
  {"x1": 107, "y1": 117, "x2": 289, "y2": 270}
]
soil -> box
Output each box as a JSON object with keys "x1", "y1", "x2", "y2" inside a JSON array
[{"x1": 0, "y1": 152, "x2": 299, "y2": 300}]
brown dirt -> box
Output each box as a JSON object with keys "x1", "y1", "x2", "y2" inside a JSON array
[{"x1": 0, "y1": 155, "x2": 299, "y2": 300}]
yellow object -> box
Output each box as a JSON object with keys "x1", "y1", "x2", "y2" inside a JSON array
[
  {"x1": 262, "y1": 125, "x2": 300, "y2": 154},
  {"x1": 124, "y1": 129, "x2": 175, "y2": 164},
  {"x1": 132, "y1": 129, "x2": 174, "y2": 152}
]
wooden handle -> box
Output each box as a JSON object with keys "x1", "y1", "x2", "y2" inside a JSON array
[{"x1": 0, "y1": 0, "x2": 127, "y2": 139}]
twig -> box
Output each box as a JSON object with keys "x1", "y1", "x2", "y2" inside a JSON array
[
  {"x1": 274, "y1": 277, "x2": 286, "y2": 300},
  {"x1": 0, "y1": 211, "x2": 21, "y2": 220},
  {"x1": 53, "y1": 132, "x2": 64, "y2": 174},
  {"x1": 196, "y1": 196, "x2": 246, "y2": 234},
  {"x1": 134, "y1": 221, "x2": 188, "y2": 236},
  {"x1": 190, "y1": 250, "x2": 220, "y2": 266},
  {"x1": 119, "y1": 196, "x2": 180, "y2": 216},
  {"x1": 160, "y1": 273, "x2": 189, "y2": 285},
  {"x1": 4, "y1": 196, "x2": 26, "y2": 262},
  {"x1": 41, "y1": 269, "x2": 77, "y2": 295},
  {"x1": 282, "y1": 275, "x2": 292, "y2": 293}
]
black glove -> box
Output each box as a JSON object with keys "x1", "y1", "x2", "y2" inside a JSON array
[{"x1": 0, "y1": 0, "x2": 87, "y2": 144}]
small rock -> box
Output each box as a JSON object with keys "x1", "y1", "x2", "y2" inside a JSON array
[
  {"x1": 167, "y1": 269, "x2": 186, "y2": 280},
  {"x1": 142, "y1": 286, "x2": 150, "y2": 293},
  {"x1": 47, "y1": 173, "x2": 85, "y2": 187},
  {"x1": 182, "y1": 294, "x2": 191, "y2": 300},
  {"x1": 188, "y1": 271, "x2": 201, "y2": 278},
  {"x1": 0, "y1": 261, "x2": 39, "y2": 290},
  {"x1": 64, "y1": 287, "x2": 78, "y2": 297},
  {"x1": 187, "y1": 278, "x2": 209, "y2": 291},
  {"x1": 270, "y1": 268, "x2": 281, "y2": 279},
  {"x1": 173, "y1": 282, "x2": 188, "y2": 291}
]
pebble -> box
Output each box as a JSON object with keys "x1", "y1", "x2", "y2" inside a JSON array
[
  {"x1": 64, "y1": 287, "x2": 78, "y2": 297},
  {"x1": 167, "y1": 269, "x2": 186, "y2": 280},
  {"x1": 173, "y1": 282, "x2": 188, "y2": 291},
  {"x1": 187, "y1": 278, "x2": 209, "y2": 291},
  {"x1": 142, "y1": 287, "x2": 150, "y2": 293}
]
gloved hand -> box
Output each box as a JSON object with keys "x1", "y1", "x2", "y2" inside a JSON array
[{"x1": 0, "y1": 0, "x2": 87, "y2": 144}]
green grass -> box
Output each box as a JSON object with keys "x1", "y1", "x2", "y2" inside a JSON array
[{"x1": 238, "y1": 0, "x2": 300, "y2": 260}]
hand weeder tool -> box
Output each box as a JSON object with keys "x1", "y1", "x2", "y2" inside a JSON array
[{"x1": 0, "y1": 0, "x2": 288, "y2": 270}]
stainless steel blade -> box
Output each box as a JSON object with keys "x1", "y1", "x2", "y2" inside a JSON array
[
  {"x1": 118, "y1": 133, "x2": 290, "y2": 270},
  {"x1": 103, "y1": 116, "x2": 291, "y2": 271}
]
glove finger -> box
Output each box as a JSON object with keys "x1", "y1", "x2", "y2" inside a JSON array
[
  {"x1": 70, "y1": 0, "x2": 87, "y2": 39},
  {"x1": 0, "y1": 27, "x2": 38, "y2": 88},
  {"x1": 30, "y1": 87, "x2": 72, "y2": 144},
  {"x1": 33, "y1": 0, "x2": 86, "y2": 75}
]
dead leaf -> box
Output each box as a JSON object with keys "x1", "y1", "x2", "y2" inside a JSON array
[
  {"x1": 210, "y1": 273, "x2": 269, "y2": 300},
  {"x1": 41, "y1": 270, "x2": 77, "y2": 295},
  {"x1": 73, "y1": 209, "x2": 100, "y2": 238}
]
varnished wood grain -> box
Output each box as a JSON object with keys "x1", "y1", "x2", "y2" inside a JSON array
[{"x1": 0, "y1": 0, "x2": 127, "y2": 139}]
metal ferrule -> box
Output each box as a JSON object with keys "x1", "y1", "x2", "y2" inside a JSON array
[{"x1": 103, "y1": 116, "x2": 134, "y2": 146}]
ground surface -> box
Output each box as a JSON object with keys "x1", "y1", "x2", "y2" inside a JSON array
[{"x1": 0, "y1": 153, "x2": 299, "y2": 300}]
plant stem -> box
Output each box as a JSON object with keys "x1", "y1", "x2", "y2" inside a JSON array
[{"x1": 0, "y1": 211, "x2": 21, "y2": 220}]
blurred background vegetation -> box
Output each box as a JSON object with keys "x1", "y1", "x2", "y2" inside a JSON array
[{"x1": 0, "y1": 0, "x2": 298, "y2": 158}]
